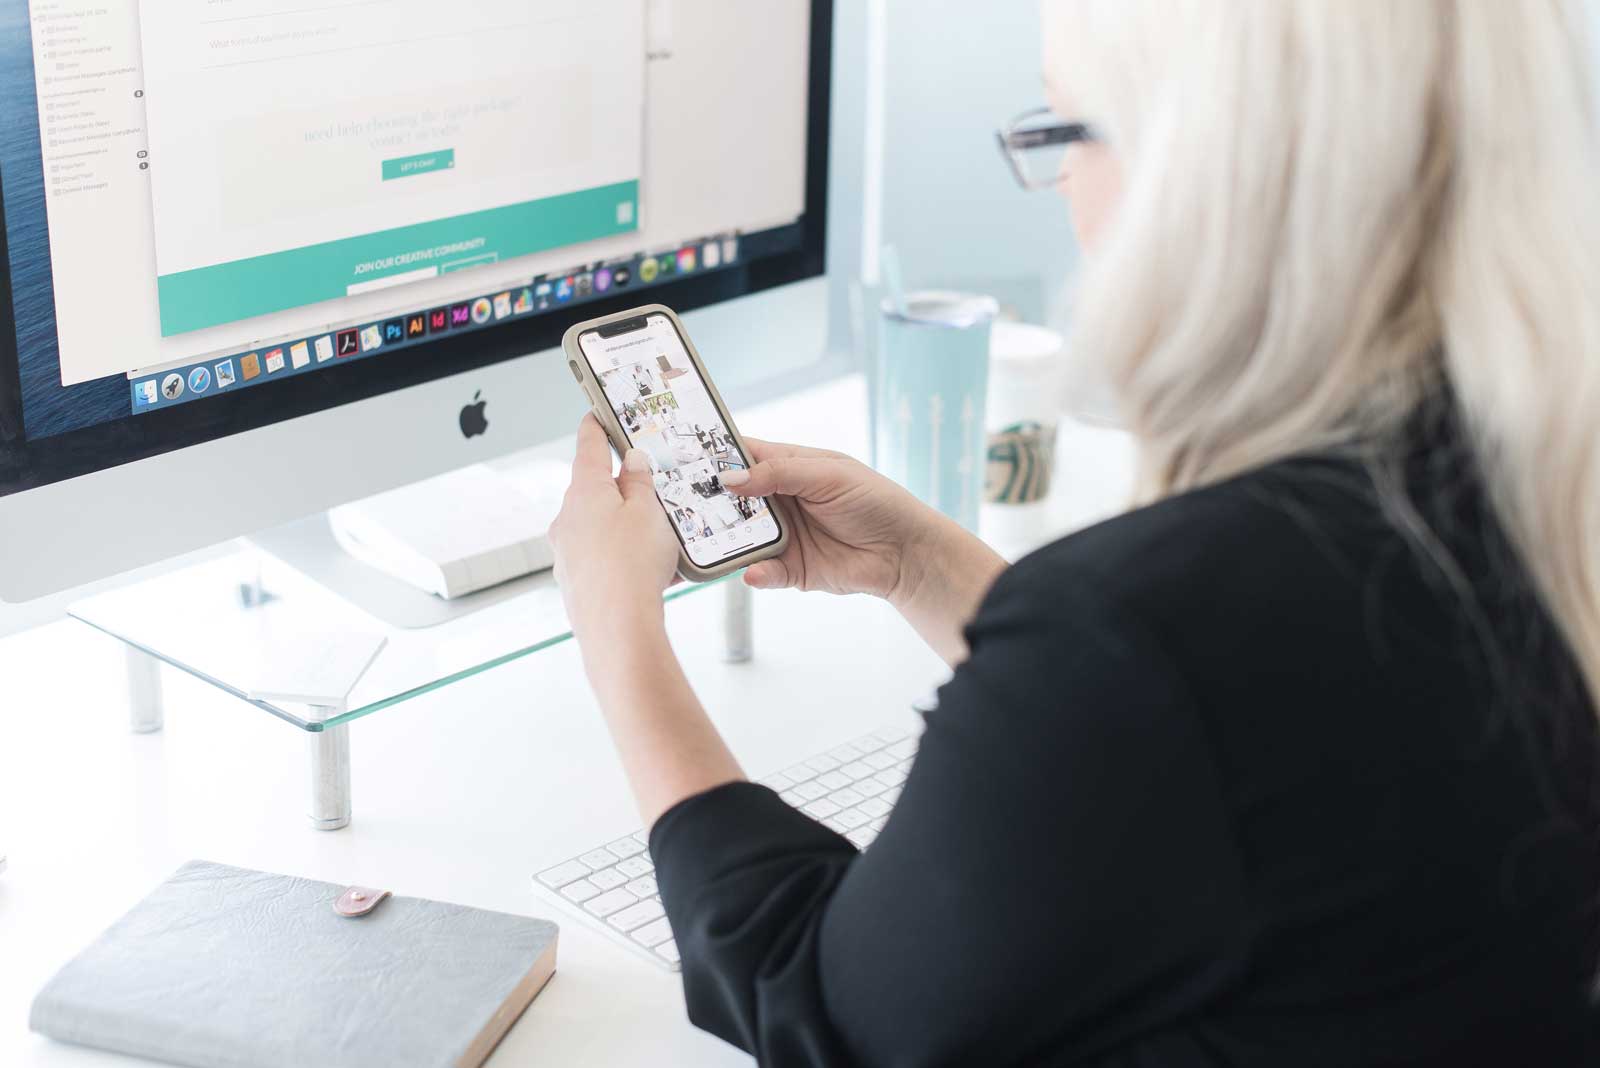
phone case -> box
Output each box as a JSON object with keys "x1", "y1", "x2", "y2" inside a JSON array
[{"x1": 561, "y1": 304, "x2": 790, "y2": 583}]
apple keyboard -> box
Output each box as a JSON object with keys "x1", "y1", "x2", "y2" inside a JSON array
[{"x1": 531, "y1": 724, "x2": 920, "y2": 971}]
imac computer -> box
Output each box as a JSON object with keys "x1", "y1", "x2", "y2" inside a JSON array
[{"x1": 0, "y1": 0, "x2": 836, "y2": 604}]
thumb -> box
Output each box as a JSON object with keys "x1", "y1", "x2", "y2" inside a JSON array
[
  {"x1": 618, "y1": 449, "x2": 657, "y2": 501},
  {"x1": 744, "y1": 558, "x2": 794, "y2": 590},
  {"x1": 721, "y1": 455, "x2": 840, "y2": 500}
]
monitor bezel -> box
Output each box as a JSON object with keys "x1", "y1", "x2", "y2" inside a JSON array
[{"x1": 0, "y1": 0, "x2": 833, "y2": 498}]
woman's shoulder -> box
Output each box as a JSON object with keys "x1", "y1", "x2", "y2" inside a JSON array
[{"x1": 992, "y1": 454, "x2": 1389, "y2": 630}]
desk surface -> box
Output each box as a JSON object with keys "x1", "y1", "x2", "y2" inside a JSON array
[{"x1": 0, "y1": 375, "x2": 1135, "y2": 1067}]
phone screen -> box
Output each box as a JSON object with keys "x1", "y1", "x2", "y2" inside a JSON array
[{"x1": 578, "y1": 315, "x2": 782, "y2": 568}]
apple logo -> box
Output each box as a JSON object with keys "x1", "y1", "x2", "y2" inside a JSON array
[{"x1": 459, "y1": 391, "x2": 489, "y2": 439}]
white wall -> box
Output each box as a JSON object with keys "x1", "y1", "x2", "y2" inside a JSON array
[{"x1": 874, "y1": 0, "x2": 1080, "y2": 320}]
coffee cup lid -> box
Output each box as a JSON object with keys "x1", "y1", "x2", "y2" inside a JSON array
[{"x1": 881, "y1": 291, "x2": 1000, "y2": 329}]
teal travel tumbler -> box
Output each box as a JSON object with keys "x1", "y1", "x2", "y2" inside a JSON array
[{"x1": 875, "y1": 292, "x2": 999, "y2": 532}]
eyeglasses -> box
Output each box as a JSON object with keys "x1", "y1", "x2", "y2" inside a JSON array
[{"x1": 996, "y1": 106, "x2": 1097, "y2": 192}]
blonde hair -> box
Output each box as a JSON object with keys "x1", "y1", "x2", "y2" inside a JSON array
[{"x1": 1048, "y1": 0, "x2": 1600, "y2": 715}]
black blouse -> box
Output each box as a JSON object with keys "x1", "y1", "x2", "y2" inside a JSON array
[{"x1": 649, "y1": 447, "x2": 1600, "y2": 1067}]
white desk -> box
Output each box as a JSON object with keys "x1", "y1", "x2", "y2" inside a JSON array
[{"x1": 0, "y1": 375, "x2": 1134, "y2": 1067}]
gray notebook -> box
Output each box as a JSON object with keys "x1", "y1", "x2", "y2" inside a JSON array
[{"x1": 30, "y1": 860, "x2": 559, "y2": 1068}]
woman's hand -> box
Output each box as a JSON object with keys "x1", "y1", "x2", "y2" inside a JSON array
[
  {"x1": 723, "y1": 439, "x2": 1008, "y2": 665},
  {"x1": 549, "y1": 414, "x2": 679, "y2": 644},
  {"x1": 722, "y1": 440, "x2": 924, "y2": 599},
  {"x1": 548, "y1": 414, "x2": 745, "y2": 825}
]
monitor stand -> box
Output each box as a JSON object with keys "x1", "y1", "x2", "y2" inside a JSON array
[{"x1": 78, "y1": 535, "x2": 754, "y2": 833}]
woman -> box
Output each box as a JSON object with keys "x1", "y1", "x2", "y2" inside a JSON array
[{"x1": 550, "y1": 2, "x2": 1600, "y2": 1064}]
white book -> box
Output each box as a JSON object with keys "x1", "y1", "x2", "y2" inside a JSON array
[{"x1": 330, "y1": 465, "x2": 563, "y2": 600}]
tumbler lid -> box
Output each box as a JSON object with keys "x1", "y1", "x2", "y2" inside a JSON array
[{"x1": 880, "y1": 290, "x2": 1000, "y2": 329}]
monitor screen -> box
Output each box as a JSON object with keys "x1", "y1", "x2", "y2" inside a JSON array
[{"x1": 0, "y1": 0, "x2": 830, "y2": 494}]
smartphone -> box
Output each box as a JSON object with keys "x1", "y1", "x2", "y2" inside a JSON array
[{"x1": 562, "y1": 305, "x2": 789, "y2": 582}]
